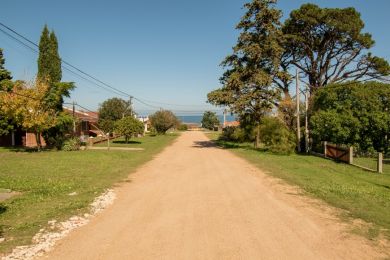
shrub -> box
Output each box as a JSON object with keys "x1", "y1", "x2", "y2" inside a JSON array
[
  {"x1": 178, "y1": 124, "x2": 188, "y2": 131},
  {"x1": 259, "y1": 117, "x2": 296, "y2": 154},
  {"x1": 62, "y1": 137, "x2": 81, "y2": 151},
  {"x1": 220, "y1": 126, "x2": 247, "y2": 143},
  {"x1": 149, "y1": 110, "x2": 179, "y2": 134}
]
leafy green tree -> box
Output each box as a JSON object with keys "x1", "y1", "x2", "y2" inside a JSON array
[
  {"x1": 310, "y1": 81, "x2": 390, "y2": 153},
  {"x1": 149, "y1": 110, "x2": 179, "y2": 134},
  {"x1": 208, "y1": 0, "x2": 282, "y2": 148},
  {"x1": 114, "y1": 116, "x2": 144, "y2": 143},
  {"x1": 201, "y1": 111, "x2": 220, "y2": 130},
  {"x1": 0, "y1": 48, "x2": 14, "y2": 136},
  {"x1": 283, "y1": 4, "x2": 390, "y2": 92},
  {"x1": 98, "y1": 97, "x2": 133, "y2": 133}
]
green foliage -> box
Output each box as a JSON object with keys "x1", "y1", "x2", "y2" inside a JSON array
[
  {"x1": 0, "y1": 48, "x2": 14, "y2": 136},
  {"x1": 0, "y1": 48, "x2": 12, "y2": 86},
  {"x1": 208, "y1": 0, "x2": 282, "y2": 147},
  {"x1": 220, "y1": 126, "x2": 247, "y2": 143},
  {"x1": 177, "y1": 124, "x2": 188, "y2": 131},
  {"x1": 149, "y1": 110, "x2": 179, "y2": 134},
  {"x1": 114, "y1": 116, "x2": 144, "y2": 143},
  {"x1": 62, "y1": 137, "x2": 81, "y2": 151},
  {"x1": 43, "y1": 112, "x2": 73, "y2": 150},
  {"x1": 98, "y1": 98, "x2": 133, "y2": 133},
  {"x1": 258, "y1": 116, "x2": 296, "y2": 154},
  {"x1": 310, "y1": 81, "x2": 390, "y2": 153},
  {"x1": 283, "y1": 4, "x2": 390, "y2": 91},
  {"x1": 201, "y1": 111, "x2": 220, "y2": 130}
]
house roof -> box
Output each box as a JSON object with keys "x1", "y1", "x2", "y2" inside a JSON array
[
  {"x1": 224, "y1": 121, "x2": 240, "y2": 127},
  {"x1": 63, "y1": 107, "x2": 99, "y2": 123}
]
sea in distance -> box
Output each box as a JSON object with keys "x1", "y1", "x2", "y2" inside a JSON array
[{"x1": 177, "y1": 115, "x2": 236, "y2": 124}]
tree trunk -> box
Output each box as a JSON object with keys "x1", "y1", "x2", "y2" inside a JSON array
[
  {"x1": 35, "y1": 131, "x2": 41, "y2": 151},
  {"x1": 255, "y1": 124, "x2": 260, "y2": 149},
  {"x1": 125, "y1": 136, "x2": 128, "y2": 144}
]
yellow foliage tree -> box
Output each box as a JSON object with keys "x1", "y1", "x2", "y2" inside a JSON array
[{"x1": 0, "y1": 80, "x2": 57, "y2": 150}]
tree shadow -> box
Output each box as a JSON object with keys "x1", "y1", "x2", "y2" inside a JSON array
[
  {"x1": 0, "y1": 146, "x2": 51, "y2": 153},
  {"x1": 112, "y1": 140, "x2": 142, "y2": 144},
  {"x1": 192, "y1": 141, "x2": 217, "y2": 148}
]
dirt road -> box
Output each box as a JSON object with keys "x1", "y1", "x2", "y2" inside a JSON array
[{"x1": 43, "y1": 131, "x2": 386, "y2": 259}]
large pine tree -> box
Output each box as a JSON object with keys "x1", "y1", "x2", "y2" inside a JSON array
[{"x1": 207, "y1": 0, "x2": 283, "y2": 147}]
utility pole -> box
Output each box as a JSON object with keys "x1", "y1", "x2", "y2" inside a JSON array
[
  {"x1": 296, "y1": 69, "x2": 301, "y2": 152},
  {"x1": 304, "y1": 87, "x2": 309, "y2": 153},
  {"x1": 72, "y1": 101, "x2": 76, "y2": 135},
  {"x1": 129, "y1": 96, "x2": 133, "y2": 116}
]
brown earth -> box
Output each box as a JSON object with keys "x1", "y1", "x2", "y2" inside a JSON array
[{"x1": 42, "y1": 131, "x2": 388, "y2": 259}]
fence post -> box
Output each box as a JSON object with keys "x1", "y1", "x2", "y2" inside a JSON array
[
  {"x1": 349, "y1": 147, "x2": 353, "y2": 164},
  {"x1": 377, "y1": 153, "x2": 383, "y2": 174},
  {"x1": 324, "y1": 141, "x2": 327, "y2": 157}
]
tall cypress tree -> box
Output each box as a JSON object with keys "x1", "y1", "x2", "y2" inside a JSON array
[
  {"x1": 37, "y1": 25, "x2": 51, "y2": 82},
  {"x1": 0, "y1": 48, "x2": 12, "y2": 83},
  {"x1": 37, "y1": 25, "x2": 75, "y2": 149},
  {"x1": 49, "y1": 31, "x2": 62, "y2": 83}
]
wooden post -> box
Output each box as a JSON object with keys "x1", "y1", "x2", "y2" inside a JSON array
[
  {"x1": 324, "y1": 141, "x2": 327, "y2": 157},
  {"x1": 107, "y1": 133, "x2": 110, "y2": 151},
  {"x1": 348, "y1": 147, "x2": 353, "y2": 164},
  {"x1": 378, "y1": 153, "x2": 383, "y2": 174},
  {"x1": 296, "y1": 69, "x2": 301, "y2": 152}
]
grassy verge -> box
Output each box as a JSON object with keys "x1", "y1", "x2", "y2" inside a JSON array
[
  {"x1": 0, "y1": 133, "x2": 179, "y2": 254},
  {"x1": 206, "y1": 133, "x2": 390, "y2": 240}
]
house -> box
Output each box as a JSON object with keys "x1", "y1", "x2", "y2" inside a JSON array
[
  {"x1": 63, "y1": 107, "x2": 102, "y2": 141},
  {"x1": 223, "y1": 121, "x2": 240, "y2": 128},
  {"x1": 136, "y1": 115, "x2": 149, "y2": 133},
  {"x1": 0, "y1": 128, "x2": 46, "y2": 147}
]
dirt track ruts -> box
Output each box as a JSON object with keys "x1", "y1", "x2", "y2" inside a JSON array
[{"x1": 42, "y1": 131, "x2": 387, "y2": 259}]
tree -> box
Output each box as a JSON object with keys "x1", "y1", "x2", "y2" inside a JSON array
[
  {"x1": 310, "y1": 81, "x2": 390, "y2": 153},
  {"x1": 98, "y1": 97, "x2": 133, "y2": 133},
  {"x1": 0, "y1": 48, "x2": 14, "y2": 136},
  {"x1": 0, "y1": 80, "x2": 57, "y2": 150},
  {"x1": 114, "y1": 116, "x2": 144, "y2": 143},
  {"x1": 208, "y1": 0, "x2": 282, "y2": 148},
  {"x1": 201, "y1": 111, "x2": 220, "y2": 130},
  {"x1": 37, "y1": 25, "x2": 75, "y2": 148},
  {"x1": 149, "y1": 110, "x2": 179, "y2": 134},
  {"x1": 283, "y1": 4, "x2": 390, "y2": 93}
]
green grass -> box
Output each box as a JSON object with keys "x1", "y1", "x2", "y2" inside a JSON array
[
  {"x1": 207, "y1": 133, "x2": 390, "y2": 240},
  {"x1": 0, "y1": 133, "x2": 178, "y2": 254}
]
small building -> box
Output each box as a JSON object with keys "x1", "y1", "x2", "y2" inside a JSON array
[{"x1": 223, "y1": 121, "x2": 240, "y2": 128}]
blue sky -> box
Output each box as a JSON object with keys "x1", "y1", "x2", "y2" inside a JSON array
[{"x1": 1, "y1": 0, "x2": 389, "y2": 115}]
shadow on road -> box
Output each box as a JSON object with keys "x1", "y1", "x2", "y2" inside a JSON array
[{"x1": 192, "y1": 141, "x2": 217, "y2": 148}]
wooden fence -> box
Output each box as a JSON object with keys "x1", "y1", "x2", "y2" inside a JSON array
[{"x1": 319, "y1": 141, "x2": 384, "y2": 173}]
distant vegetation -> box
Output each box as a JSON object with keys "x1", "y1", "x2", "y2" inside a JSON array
[{"x1": 201, "y1": 111, "x2": 220, "y2": 130}]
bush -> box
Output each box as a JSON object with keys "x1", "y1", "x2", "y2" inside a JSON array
[
  {"x1": 178, "y1": 124, "x2": 188, "y2": 131},
  {"x1": 259, "y1": 117, "x2": 296, "y2": 154},
  {"x1": 62, "y1": 137, "x2": 81, "y2": 151},
  {"x1": 220, "y1": 126, "x2": 247, "y2": 143},
  {"x1": 149, "y1": 110, "x2": 179, "y2": 134}
]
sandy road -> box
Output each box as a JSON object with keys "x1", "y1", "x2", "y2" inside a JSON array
[{"x1": 43, "y1": 131, "x2": 386, "y2": 259}]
